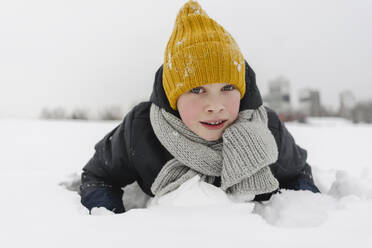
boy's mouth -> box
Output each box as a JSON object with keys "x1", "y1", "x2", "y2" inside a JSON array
[{"x1": 200, "y1": 120, "x2": 227, "y2": 130}]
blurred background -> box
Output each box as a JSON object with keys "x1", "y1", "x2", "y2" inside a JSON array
[{"x1": 1, "y1": 0, "x2": 371, "y2": 123}]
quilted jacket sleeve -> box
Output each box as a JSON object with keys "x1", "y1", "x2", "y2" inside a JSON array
[
  {"x1": 80, "y1": 111, "x2": 137, "y2": 214},
  {"x1": 274, "y1": 121, "x2": 320, "y2": 193}
]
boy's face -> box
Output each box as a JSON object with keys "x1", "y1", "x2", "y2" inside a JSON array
[{"x1": 177, "y1": 83, "x2": 241, "y2": 141}]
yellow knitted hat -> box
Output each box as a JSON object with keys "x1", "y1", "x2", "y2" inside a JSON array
[{"x1": 163, "y1": 0, "x2": 246, "y2": 110}]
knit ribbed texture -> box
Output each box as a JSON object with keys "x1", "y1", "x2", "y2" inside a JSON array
[
  {"x1": 220, "y1": 110, "x2": 279, "y2": 191},
  {"x1": 163, "y1": 0, "x2": 246, "y2": 109},
  {"x1": 150, "y1": 104, "x2": 279, "y2": 198}
]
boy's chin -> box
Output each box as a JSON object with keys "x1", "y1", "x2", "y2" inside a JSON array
[{"x1": 200, "y1": 133, "x2": 223, "y2": 142}]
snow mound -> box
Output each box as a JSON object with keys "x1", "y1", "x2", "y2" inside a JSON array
[
  {"x1": 254, "y1": 190, "x2": 339, "y2": 227},
  {"x1": 90, "y1": 207, "x2": 115, "y2": 216},
  {"x1": 58, "y1": 167, "x2": 372, "y2": 230},
  {"x1": 145, "y1": 169, "x2": 372, "y2": 229},
  {"x1": 149, "y1": 175, "x2": 234, "y2": 207},
  {"x1": 311, "y1": 167, "x2": 337, "y2": 193},
  {"x1": 252, "y1": 168, "x2": 372, "y2": 228},
  {"x1": 59, "y1": 172, "x2": 81, "y2": 192},
  {"x1": 328, "y1": 169, "x2": 372, "y2": 200}
]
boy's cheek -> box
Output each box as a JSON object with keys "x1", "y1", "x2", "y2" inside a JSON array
[
  {"x1": 178, "y1": 99, "x2": 202, "y2": 125},
  {"x1": 227, "y1": 97, "x2": 241, "y2": 121},
  {"x1": 179, "y1": 108, "x2": 199, "y2": 127}
]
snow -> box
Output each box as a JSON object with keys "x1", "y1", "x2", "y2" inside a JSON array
[
  {"x1": 149, "y1": 175, "x2": 234, "y2": 207},
  {"x1": 168, "y1": 52, "x2": 172, "y2": 69},
  {"x1": 234, "y1": 60, "x2": 242, "y2": 72},
  {"x1": 0, "y1": 117, "x2": 372, "y2": 247}
]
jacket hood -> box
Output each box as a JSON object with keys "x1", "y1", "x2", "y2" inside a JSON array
[{"x1": 150, "y1": 60, "x2": 263, "y2": 118}]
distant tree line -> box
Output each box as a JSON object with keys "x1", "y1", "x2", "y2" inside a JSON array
[{"x1": 40, "y1": 106, "x2": 124, "y2": 121}]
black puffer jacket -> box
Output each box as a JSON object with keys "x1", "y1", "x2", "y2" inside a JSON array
[{"x1": 80, "y1": 62, "x2": 320, "y2": 214}]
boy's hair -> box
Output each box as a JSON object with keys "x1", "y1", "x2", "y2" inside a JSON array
[{"x1": 163, "y1": 0, "x2": 246, "y2": 110}]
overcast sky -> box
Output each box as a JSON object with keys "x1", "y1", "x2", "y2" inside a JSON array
[{"x1": 1, "y1": 0, "x2": 371, "y2": 118}]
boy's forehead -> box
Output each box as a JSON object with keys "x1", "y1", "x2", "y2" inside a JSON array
[{"x1": 198, "y1": 82, "x2": 229, "y2": 88}]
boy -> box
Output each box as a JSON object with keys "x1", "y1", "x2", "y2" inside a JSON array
[{"x1": 80, "y1": 0, "x2": 319, "y2": 214}]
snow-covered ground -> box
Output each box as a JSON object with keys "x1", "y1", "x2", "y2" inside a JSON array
[{"x1": 0, "y1": 117, "x2": 371, "y2": 247}]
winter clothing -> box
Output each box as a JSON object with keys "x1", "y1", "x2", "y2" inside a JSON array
[
  {"x1": 150, "y1": 104, "x2": 279, "y2": 198},
  {"x1": 80, "y1": 0, "x2": 320, "y2": 214},
  {"x1": 163, "y1": 1, "x2": 245, "y2": 110},
  {"x1": 80, "y1": 62, "x2": 320, "y2": 214}
]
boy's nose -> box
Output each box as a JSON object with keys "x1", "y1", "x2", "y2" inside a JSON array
[{"x1": 205, "y1": 100, "x2": 225, "y2": 113}]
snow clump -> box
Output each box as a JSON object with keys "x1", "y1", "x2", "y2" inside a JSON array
[{"x1": 149, "y1": 175, "x2": 233, "y2": 207}]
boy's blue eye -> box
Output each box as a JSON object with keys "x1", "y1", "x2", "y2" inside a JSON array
[
  {"x1": 190, "y1": 87, "x2": 204, "y2": 94},
  {"x1": 222, "y1": 85, "x2": 236, "y2": 91}
]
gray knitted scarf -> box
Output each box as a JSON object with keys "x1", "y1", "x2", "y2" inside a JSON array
[{"x1": 149, "y1": 104, "x2": 279, "y2": 199}]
